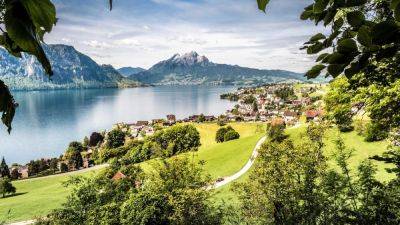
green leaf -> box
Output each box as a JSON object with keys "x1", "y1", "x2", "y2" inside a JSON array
[
  {"x1": 390, "y1": 0, "x2": 400, "y2": 9},
  {"x1": 337, "y1": 38, "x2": 358, "y2": 54},
  {"x1": 345, "y1": 0, "x2": 368, "y2": 7},
  {"x1": 314, "y1": 0, "x2": 329, "y2": 13},
  {"x1": 21, "y1": 0, "x2": 56, "y2": 39},
  {"x1": 327, "y1": 52, "x2": 352, "y2": 64},
  {"x1": 257, "y1": 0, "x2": 270, "y2": 12},
  {"x1": 371, "y1": 21, "x2": 399, "y2": 45},
  {"x1": 395, "y1": 3, "x2": 400, "y2": 21},
  {"x1": 357, "y1": 25, "x2": 372, "y2": 47},
  {"x1": 333, "y1": 18, "x2": 344, "y2": 31},
  {"x1": 4, "y1": 0, "x2": 53, "y2": 75},
  {"x1": 306, "y1": 64, "x2": 326, "y2": 78},
  {"x1": 307, "y1": 42, "x2": 324, "y2": 54},
  {"x1": 300, "y1": 10, "x2": 314, "y2": 20},
  {"x1": 327, "y1": 64, "x2": 345, "y2": 77},
  {"x1": 346, "y1": 11, "x2": 365, "y2": 28},
  {"x1": 324, "y1": 8, "x2": 337, "y2": 26},
  {"x1": 316, "y1": 53, "x2": 329, "y2": 62},
  {"x1": 0, "y1": 80, "x2": 16, "y2": 134},
  {"x1": 310, "y1": 33, "x2": 326, "y2": 42},
  {"x1": 376, "y1": 46, "x2": 398, "y2": 60}
]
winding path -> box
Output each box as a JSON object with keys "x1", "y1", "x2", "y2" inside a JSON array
[
  {"x1": 209, "y1": 136, "x2": 266, "y2": 189},
  {"x1": 8, "y1": 137, "x2": 267, "y2": 225}
]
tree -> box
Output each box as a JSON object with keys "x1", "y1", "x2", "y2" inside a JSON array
[
  {"x1": 215, "y1": 126, "x2": 235, "y2": 143},
  {"x1": 0, "y1": 157, "x2": 10, "y2": 178},
  {"x1": 252, "y1": 101, "x2": 258, "y2": 112},
  {"x1": 223, "y1": 130, "x2": 240, "y2": 142},
  {"x1": 82, "y1": 136, "x2": 89, "y2": 148},
  {"x1": 10, "y1": 169, "x2": 19, "y2": 180},
  {"x1": 65, "y1": 143, "x2": 84, "y2": 170},
  {"x1": 106, "y1": 129, "x2": 126, "y2": 149},
  {"x1": 266, "y1": 122, "x2": 287, "y2": 142},
  {"x1": 0, "y1": 177, "x2": 16, "y2": 198},
  {"x1": 89, "y1": 132, "x2": 104, "y2": 147},
  {"x1": 197, "y1": 114, "x2": 206, "y2": 123},
  {"x1": 324, "y1": 76, "x2": 354, "y2": 132},
  {"x1": 60, "y1": 162, "x2": 68, "y2": 173}
]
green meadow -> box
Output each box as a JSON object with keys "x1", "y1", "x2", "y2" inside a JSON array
[{"x1": 0, "y1": 122, "x2": 265, "y2": 223}]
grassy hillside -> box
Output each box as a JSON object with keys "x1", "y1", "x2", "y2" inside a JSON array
[
  {"x1": 0, "y1": 122, "x2": 264, "y2": 223},
  {"x1": 211, "y1": 125, "x2": 393, "y2": 207}
]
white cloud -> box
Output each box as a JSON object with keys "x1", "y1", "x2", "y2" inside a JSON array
[{"x1": 45, "y1": 0, "x2": 324, "y2": 73}]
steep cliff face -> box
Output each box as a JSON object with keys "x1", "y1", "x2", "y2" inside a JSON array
[
  {"x1": 0, "y1": 44, "x2": 139, "y2": 90},
  {"x1": 129, "y1": 51, "x2": 306, "y2": 85}
]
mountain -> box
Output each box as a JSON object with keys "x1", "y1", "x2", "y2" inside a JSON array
[
  {"x1": 0, "y1": 44, "x2": 140, "y2": 90},
  {"x1": 128, "y1": 51, "x2": 306, "y2": 85},
  {"x1": 117, "y1": 67, "x2": 146, "y2": 77}
]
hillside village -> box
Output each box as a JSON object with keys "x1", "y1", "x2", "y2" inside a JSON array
[{"x1": 2, "y1": 83, "x2": 326, "y2": 180}]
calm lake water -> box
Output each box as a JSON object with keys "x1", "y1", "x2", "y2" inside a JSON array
[{"x1": 0, "y1": 86, "x2": 235, "y2": 164}]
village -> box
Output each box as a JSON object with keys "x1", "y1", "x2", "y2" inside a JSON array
[{"x1": 3, "y1": 83, "x2": 326, "y2": 180}]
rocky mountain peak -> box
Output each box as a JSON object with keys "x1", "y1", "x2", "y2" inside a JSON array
[{"x1": 165, "y1": 51, "x2": 210, "y2": 67}]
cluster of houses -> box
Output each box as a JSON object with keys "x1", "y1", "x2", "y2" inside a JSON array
[
  {"x1": 9, "y1": 84, "x2": 327, "y2": 181},
  {"x1": 224, "y1": 84, "x2": 325, "y2": 125}
]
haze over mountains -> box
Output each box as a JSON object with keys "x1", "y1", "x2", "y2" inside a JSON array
[{"x1": 0, "y1": 45, "x2": 308, "y2": 90}]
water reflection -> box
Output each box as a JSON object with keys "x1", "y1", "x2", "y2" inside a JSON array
[{"x1": 0, "y1": 86, "x2": 235, "y2": 163}]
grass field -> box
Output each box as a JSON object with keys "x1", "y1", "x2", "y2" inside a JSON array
[
  {"x1": 211, "y1": 124, "x2": 393, "y2": 207},
  {"x1": 0, "y1": 122, "x2": 264, "y2": 223}
]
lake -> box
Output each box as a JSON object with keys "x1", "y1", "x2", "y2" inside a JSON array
[{"x1": 0, "y1": 86, "x2": 236, "y2": 164}]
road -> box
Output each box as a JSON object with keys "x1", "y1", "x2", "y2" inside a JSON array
[{"x1": 209, "y1": 136, "x2": 266, "y2": 189}]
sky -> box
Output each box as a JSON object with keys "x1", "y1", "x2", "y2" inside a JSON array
[{"x1": 46, "y1": 0, "x2": 324, "y2": 73}]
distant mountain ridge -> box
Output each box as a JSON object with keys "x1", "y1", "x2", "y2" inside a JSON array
[
  {"x1": 129, "y1": 51, "x2": 306, "y2": 85},
  {"x1": 117, "y1": 67, "x2": 146, "y2": 77},
  {"x1": 0, "y1": 44, "x2": 140, "y2": 90}
]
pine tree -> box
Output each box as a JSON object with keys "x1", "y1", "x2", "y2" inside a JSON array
[{"x1": 0, "y1": 157, "x2": 10, "y2": 178}]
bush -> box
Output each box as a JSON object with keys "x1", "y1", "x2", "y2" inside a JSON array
[
  {"x1": 354, "y1": 119, "x2": 367, "y2": 136},
  {"x1": 216, "y1": 126, "x2": 239, "y2": 143},
  {"x1": 106, "y1": 129, "x2": 126, "y2": 148},
  {"x1": 223, "y1": 130, "x2": 240, "y2": 142},
  {"x1": 364, "y1": 122, "x2": 389, "y2": 142}
]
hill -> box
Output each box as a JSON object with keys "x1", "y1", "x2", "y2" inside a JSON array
[
  {"x1": 117, "y1": 67, "x2": 146, "y2": 77},
  {"x1": 129, "y1": 51, "x2": 306, "y2": 85},
  {"x1": 0, "y1": 45, "x2": 140, "y2": 90}
]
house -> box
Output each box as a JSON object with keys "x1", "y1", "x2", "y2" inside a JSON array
[
  {"x1": 136, "y1": 121, "x2": 149, "y2": 126},
  {"x1": 152, "y1": 119, "x2": 164, "y2": 125},
  {"x1": 166, "y1": 114, "x2": 176, "y2": 123},
  {"x1": 112, "y1": 171, "x2": 127, "y2": 181},
  {"x1": 305, "y1": 109, "x2": 324, "y2": 122},
  {"x1": 204, "y1": 115, "x2": 216, "y2": 122},
  {"x1": 18, "y1": 166, "x2": 29, "y2": 179}
]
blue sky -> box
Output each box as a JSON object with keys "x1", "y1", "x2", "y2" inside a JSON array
[{"x1": 46, "y1": 0, "x2": 324, "y2": 72}]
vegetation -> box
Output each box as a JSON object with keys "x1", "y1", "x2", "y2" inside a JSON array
[
  {"x1": 324, "y1": 76, "x2": 354, "y2": 132},
  {"x1": 274, "y1": 86, "x2": 295, "y2": 101},
  {"x1": 215, "y1": 126, "x2": 240, "y2": 143},
  {"x1": 105, "y1": 129, "x2": 126, "y2": 149},
  {"x1": 220, "y1": 93, "x2": 239, "y2": 101},
  {"x1": 0, "y1": 177, "x2": 15, "y2": 198},
  {"x1": 235, "y1": 122, "x2": 400, "y2": 224},
  {"x1": 0, "y1": 123, "x2": 262, "y2": 223},
  {"x1": 0, "y1": 157, "x2": 10, "y2": 178}
]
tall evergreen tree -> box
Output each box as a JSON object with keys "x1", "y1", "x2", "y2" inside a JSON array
[{"x1": 0, "y1": 157, "x2": 10, "y2": 178}]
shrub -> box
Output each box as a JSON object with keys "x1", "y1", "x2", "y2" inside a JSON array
[
  {"x1": 354, "y1": 119, "x2": 368, "y2": 136},
  {"x1": 364, "y1": 122, "x2": 389, "y2": 142},
  {"x1": 216, "y1": 126, "x2": 239, "y2": 143},
  {"x1": 89, "y1": 132, "x2": 104, "y2": 147},
  {"x1": 223, "y1": 130, "x2": 240, "y2": 142},
  {"x1": 106, "y1": 129, "x2": 126, "y2": 148}
]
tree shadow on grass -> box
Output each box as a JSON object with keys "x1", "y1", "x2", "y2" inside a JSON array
[{"x1": 1, "y1": 192, "x2": 28, "y2": 199}]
